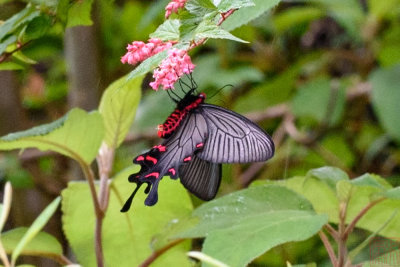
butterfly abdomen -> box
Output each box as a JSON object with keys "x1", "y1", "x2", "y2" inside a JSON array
[{"x1": 158, "y1": 93, "x2": 206, "y2": 138}]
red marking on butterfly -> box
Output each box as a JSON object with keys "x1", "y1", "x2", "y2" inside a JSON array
[
  {"x1": 183, "y1": 156, "x2": 192, "y2": 162},
  {"x1": 145, "y1": 155, "x2": 158, "y2": 164},
  {"x1": 136, "y1": 156, "x2": 144, "y2": 161},
  {"x1": 153, "y1": 145, "x2": 166, "y2": 152},
  {"x1": 168, "y1": 168, "x2": 176, "y2": 176},
  {"x1": 145, "y1": 172, "x2": 160, "y2": 179},
  {"x1": 196, "y1": 143, "x2": 204, "y2": 148}
]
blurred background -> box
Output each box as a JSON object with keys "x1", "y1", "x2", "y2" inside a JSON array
[{"x1": 0, "y1": 0, "x2": 399, "y2": 266}]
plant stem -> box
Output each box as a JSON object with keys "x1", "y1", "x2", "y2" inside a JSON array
[
  {"x1": 343, "y1": 198, "x2": 385, "y2": 239},
  {"x1": 80, "y1": 162, "x2": 104, "y2": 267},
  {"x1": 324, "y1": 224, "x2": 340, "y2": 242},
  {"x1": 338, "y1": 202, "x2": 348, "y2": 267},
  {"x1": 319, "y1": 231, "x2": 338, "y2": 266},
  {"x1": 139, "y1": 239, "x2": 184, "y2": 267},
  {"x1": 189, "y1": 9, "x2": 237, "y2": 50}
]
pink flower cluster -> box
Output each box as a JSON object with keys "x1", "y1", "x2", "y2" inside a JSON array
[
  {"x1": 150, "y1": 48, "x2": 195, "y2": 90},
  {"x1": 121, "y1": 38, "x2": 174, "y2": 65},
  {"x1": 165, "y1": 0, "x2": 187, "y2": 18}
]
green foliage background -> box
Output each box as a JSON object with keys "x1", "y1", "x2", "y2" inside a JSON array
[{"x1": 0, "y1": 0, "x2": 400, "y2": 266}]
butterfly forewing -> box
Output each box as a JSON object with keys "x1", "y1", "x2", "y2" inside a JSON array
[{"x1": 197, "y1": 104, "x2": 275, "y2": 164}]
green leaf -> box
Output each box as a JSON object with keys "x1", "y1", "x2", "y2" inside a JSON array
[
  {"x1": 0, "y1": 108, "x2": 104, "y2": 164},
  {"x1": 222, "y1": 0, "x2": 281, "y2": 31},
  {"x1": 382, "y1": 188, "x2": 400, "y2": 200},
  {"x1": 150, "y1": 19, "x2": 180, "y2": 41},
  {"x1": 99, "y1": 75, "x2": 143, "y2": 148},
  {"x1": 368, "y1": 0, "x2": 399, "y2": 19},
  {"x1": 127, "y1": 50, "x2": 168, "y2": 81},
  {"x1": 194, "y1": 19, "x2": 248, "y2": 43},
  {"x1": 307, "y1": 166, "x2": 349, "y2": 190},
  {"x1": 0, "y1": 62, "x2": 24, "y2": 71},
  {"x1": 11, "y1": 197, "x2": 61, "y2": 265},
  {"x1": 216, "y1": 0, "x2": 255, "y2": 12},
  {"x1": 370, "y1": 65, "x2": 400, "y2": 143},
  {"x1": 291, "y1": 77, "x2": 346, "y2": 126},
  {"x1": 272, "y1": 6, "x2": 324, "y2": 33},
  {"x1": 12, "y1": 51, "x2": 36, "y2": 64},
  {"x1": 175, "y1": 185, "x2": 327, "y2": 267},
  {"x1": 66, "y1": 0, "x2": 94, "y2": 27},
  {"x1": 186, "y1": 0, "x2": 217, "y2": 16},
  {"x1": 22, "y1": 15, "x2": 52, "y2": 42},
  {"x1": 378, "y1": 44, "x2": 400, "y2": 67},
  {"x1": 0, "y1": 4, "x2": 40, "y2": 41},
  {"x1": 336, "y1": 180, "x2": 353, "y2": 203},
  {"x1": 351, "y1": 173, "x2": 392, "y2": 190},
  {"x1": 0, "y1": 35, "x2": 17, "y2": 56},
  {"x1": 267, "y1": 171, "x2": 400, "y2": 239},
  {"x1": 233, "y1": 52, "x2": 322, "y2": 113},
  {"x1": 311, "y1": 0, "x2": 364, "y2": 41},
  {"x1": 2, "y1": 228, "x2": 62, "y2": 259},
  {"x1": 62, "y1": 166, "x2": 193, "y2": 267}
]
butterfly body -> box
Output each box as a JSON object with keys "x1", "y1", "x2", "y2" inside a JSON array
[
  {"x1": 121, "y1": 90, "x2": 274, "y2": 212},
  {"x1": 158, "y1": 93, "x2": 206, "y2": 138}
]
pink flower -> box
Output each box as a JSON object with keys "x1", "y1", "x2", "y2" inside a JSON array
[
  {"x1": 150, "y1": 48, "x2": 195, "y2": 90},
  {"x1": 165, "y1": 0, "x2": 187, "y2": 18},
  {"x1": 121, "y1": 38, "x2": 174, "y2": 65}
]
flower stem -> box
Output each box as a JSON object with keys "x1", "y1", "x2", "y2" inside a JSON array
[{"x1": 139, "y1": 239, "x2": 184, "y2": 267}]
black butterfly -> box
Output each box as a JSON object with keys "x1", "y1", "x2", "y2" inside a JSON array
[{"x1": 121, "y1": 86, "x2": 275, "y2": 212}]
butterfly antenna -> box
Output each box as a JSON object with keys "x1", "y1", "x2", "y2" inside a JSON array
[
  {"x1": 209, "y1": 84, "x2": 234, "y2": 100},
  {"x1": 179, "y1": 77, "x2": 193, "y2": 93},
  {"x1": 178, "y1": 78, "x2": 186, "y2": 94},
  {"x1": 189, "y1": 71, "x2": 198, "y2": 90},
  {"x1": 167, "y1": 89, "x2": 180, "y2": 103}
]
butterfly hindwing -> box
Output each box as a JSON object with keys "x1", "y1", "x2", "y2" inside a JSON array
[
  {"x1": 197, "y1": 104, "x2": 275, "y2": 164},
  {"x1": 179, "y1": 155, "x2": 221, "y2": 201}
]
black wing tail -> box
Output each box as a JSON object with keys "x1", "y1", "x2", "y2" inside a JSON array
[{"x1": 179, "y1": 155, "x2": 221, "y2": 201}]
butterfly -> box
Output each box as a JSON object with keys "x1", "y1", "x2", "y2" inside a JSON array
[{"x1": 121, "y1": 85, "x2": 275, "y2": 212}]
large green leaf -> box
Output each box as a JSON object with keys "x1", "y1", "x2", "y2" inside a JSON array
[
  {"x1": 222, "y1": 0, "x2": 281, "y2": 31},
  {"x1": 0, "y1": 35, "x2": 17, "y2": 56},
  {"x1": 175, "y1": 185, "x2": 327, "y2": 267},
  {"x1": 370, "y1": 65, "x2": 400, "y2": 143},
  {"x1": 185, "y1": 0, "x2": 217, "y2": 16},
  {"x1": 2, "y1": 228, "x2": 63, "y2": 261},
  {"x1": 127, "y1": 50, "x2": 168, "y2": 81},
  {"x1": 193, "y1": 19, "x2": 248, "y2": 43},
  {"x1": 62, "y1": 166, "x2": 193, "y2": 267},
  {"x1": 310, "y1": 0, "x2": 364, "y2": 41},
  {"x1": 272, "y1": 6, "x2": 324, "y2": 33},
  {"x1": 0, "y1": 4, "x2": 40, "y2": 41},
  {"x1": 267, "y1": 169, "x2": 400, "y2": 238},
  {"x1": 216, "y1": 0, "x2": 255, "y2": 12},
  {"x1": 127, "y1": 43, "x2": 189, "y2": 81},
  {"x1": 0, "y1": 108, "x2": 104, "y2": 164},
  {"x1": 150, "y1": 19, "x2": 180, "y2": 41},
  {"x1": 291, "y1": 77, "x2": 346, "y2": 126},
  {"x1": 11, "y1": 197, "x2": 61, "y2": 265},
  {"x1": 99, "y1": 75, "x2": 143, "y2": 149}
]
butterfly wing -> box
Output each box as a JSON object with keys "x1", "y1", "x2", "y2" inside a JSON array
[
  {"x1": 179, "y1": 155, "x2": 221, "y2": 201},
  {"x1": 197, "y1": 104, "x2": 275, "y2": 164},
  {"x1": 121, "y1": 111, "x2": 209, "y2": 211}
]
